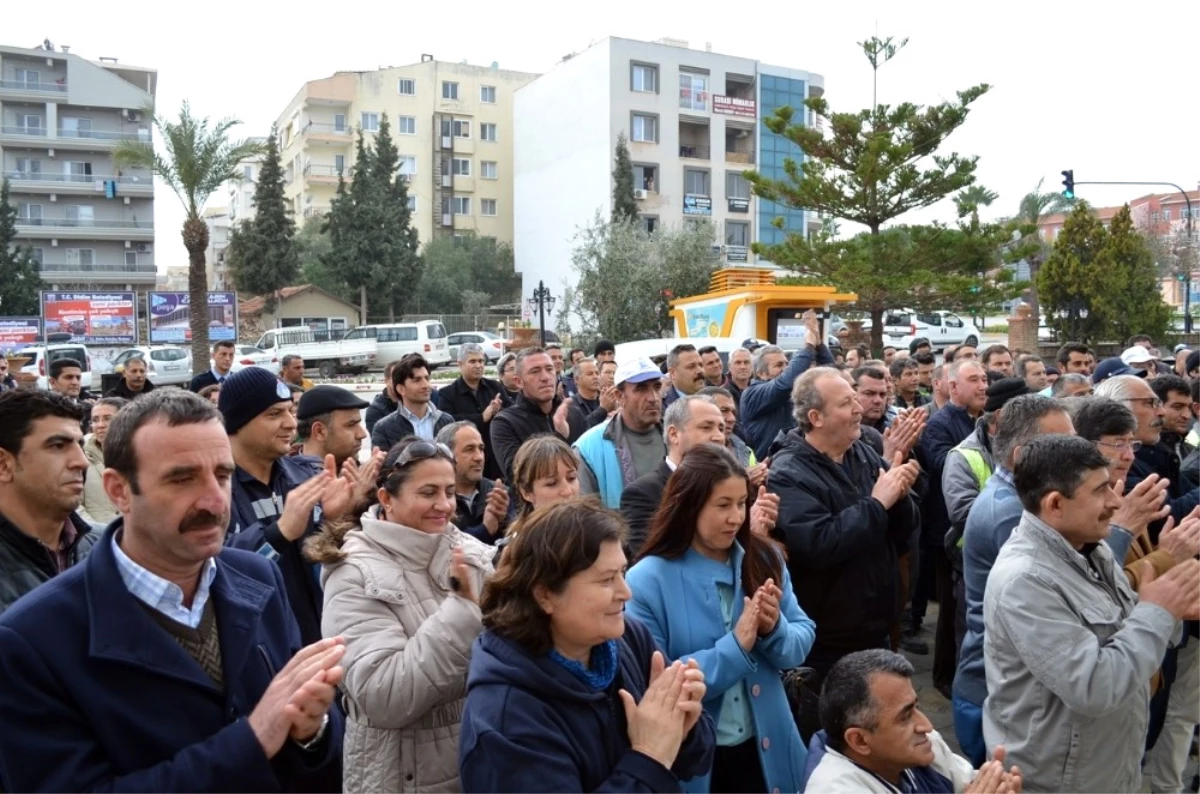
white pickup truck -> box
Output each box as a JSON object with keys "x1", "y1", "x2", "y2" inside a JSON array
[{"x1": 253, "y1": 328, "x2": 376, "y2": 378}]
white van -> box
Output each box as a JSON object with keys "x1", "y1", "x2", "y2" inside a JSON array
[
  {"x1": 14, "y1": 343, "x2": 94, "y2": 391},
  {"x1": 343, "y1": 320, "x2": 452, "y2": 370}
]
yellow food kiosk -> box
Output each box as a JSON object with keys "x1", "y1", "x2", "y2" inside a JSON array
[{"x1": 670, "y1": 268, "x2": 857, "y2": 349}]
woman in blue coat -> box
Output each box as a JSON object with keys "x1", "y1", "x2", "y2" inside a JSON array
[{"x1": 626, "y1": 444, "x2": 816, "y2": 794}]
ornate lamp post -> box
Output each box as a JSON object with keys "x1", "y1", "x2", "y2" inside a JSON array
[{"x1": 527, "y1": 281, "x2": 556, "y2": 348}]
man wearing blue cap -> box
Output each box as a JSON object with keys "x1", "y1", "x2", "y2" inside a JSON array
[{"x1": 219, "y1": 368, "x2": 356, "y2": 645}]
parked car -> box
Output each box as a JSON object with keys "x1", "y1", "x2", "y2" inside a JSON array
[
  {"x1": 112, "y1": 346, "x2": 193, "y2": 387},
  {"x1": 501, "y1": 329, "x2": 562, "y2": 351},
  {"x1": 254, "y1": 327, "x2": 375, "y2": 378},
  {"x1": 881, "y1": 309, "x2": 978, "y2": 352},
  {"x1": 13, "y1": 344, "x2": 94, "y2": 391},
  {"x1": 447, "y1": 331, "x2": 504, "y2": 363},
  {"x1": 341, "y1": 320, "x2": 450, "y2": 370},
  {"x1": 226, "y1": 345, "x2": 280, "y2": 375}
]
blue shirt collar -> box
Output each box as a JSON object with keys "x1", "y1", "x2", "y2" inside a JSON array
[{"x1": 111, "y1": 530, "x2": 218, "y2": 629}]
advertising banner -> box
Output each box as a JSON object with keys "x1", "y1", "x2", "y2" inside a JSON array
[
  {"x1": 41, "y1": 292, "x2": 136, "y2": 345},
  {"x1": 712, "y1": 95, "x2": 757, "y2": 118},
  {"x1": 148, "y1": 291, "x2": 238, "y2": 344},
  {"x1": 0, "y1": 318, "x2": 41, "y2": 356}
]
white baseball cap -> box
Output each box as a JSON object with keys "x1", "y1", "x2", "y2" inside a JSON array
[
  {"x1": 614, "y1": 357, "x2": 664, "y2": 387},
  {"x1": 1120, "y1": 346, "x2": 1155, "y2": 365}
]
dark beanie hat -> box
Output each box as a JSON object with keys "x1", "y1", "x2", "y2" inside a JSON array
[
  {"x1": 1188, "y1": 351, "x2": 1200, "y2": 375},
  {"x1": 219, "y1": 367, "x2": 293, "y2": 435},
  {"x1": 593, "y1": 339, "x2": 615, "y2": 357},
  {"x1": 984, "y1": 377, "x2": 1032, "y2": 413}
]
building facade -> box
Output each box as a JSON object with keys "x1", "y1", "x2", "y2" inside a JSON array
[
  {"x1": 204, "y1": 143, "x2": 267, "y2": 289},
  {"x1": 0, "y1": 41, "x2": 157, "y2": 292},
  {"x1": 513, "y1": 36, "x2": 823, "y2": 313},
  {"x1": 273, "y1": 58, "x2": 538, "y2": 246}
]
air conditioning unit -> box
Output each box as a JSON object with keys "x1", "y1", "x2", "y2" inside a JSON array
[
  {"x1": 122, "y1": 109, "x2": 141, "y2": 122},
  {"x1": 633, "y1": 189, "x2": 648, "y2": 200},
  {"x1": 136, "y1": 243, "x2": 151, "y2": 253}
]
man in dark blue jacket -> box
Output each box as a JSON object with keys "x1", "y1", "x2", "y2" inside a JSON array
[
  {"x1": 220, "y1": 368, "x2": 357, "y2": 645},
  {"x1": 914, "y1": 358, "x2": 987, "y2": 694},
  {"x1": 769, "y1": 366, "x2": 921, "y2": 743},
  {"x1": 0, "y1": 389, "x2": 343, "y2": 793},
  {"x1": 741, "y1": 314, "x2": 833, "y2": 459}
]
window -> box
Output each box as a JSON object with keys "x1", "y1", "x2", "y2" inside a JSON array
[
  {"x1": 684, "y1": 168, "x2": 710, "y2": 196},
  {"x1": 453, "y1": 196, "x2": 471, "y2": 215},
  {"x1": 480, "y1": 85, "x2": 496, "y2": 103},
  {"x1": 15, "y1": 157, "x2": 41, "y2": 176},
  {"x1": 406, "y1": 195, "x2": 417, "y2": 211},
  {"x1": 454, "y1": 120, "x2": 470, "y2": 138},
  {"x1": 333, "y1": 113, "x2": 346, "y2": 131},
  {"x1": 442, "y1": 81, "x2": 459, "y2": 100},
  {"x1": 633, "y1": 164, "x2": 657, "y2": 192},
  {"x1": 1162, "y1": 208, "x2": 1171, "y2": 221},
  {"x1": 481, "y1": 161, "x2": 498, "y2": 179},
  {"x1": 398, "y1": 78, "x2": 416, "y2": 96},
  {"x1": 30, "y1": 247, "x2": 44, "y2": 264},
  {"x1": 631, "y1": 63, "x2": 658, "y2": 93},
  {"x1": 631, "y1": 113, "x2": 658, "y2": 143},
  {"x1": 481, "y1": 199, "x2": 497, "y2": 216},
  {"x1": 452, "y1": 158, "x2": 471, "y2": 176},
  {"x1": 64, "y1": 162, "x2": 92, "y2": 181},
  {"x1": 15, "y1": 68, "x2": 40, "y2": 87},
  {"x1": 18, "y1": 114, "x2": 43, "y2": 132},
  {"x1": 334, "y1": 154, "x2": 346, "y2": 174},
  {"x1": 361, "y1": 112, "x2": 380, "y2": 132},
  {"x1": 679, "y1": 72, "x2": 709, "y2": 112},
  {"x1": 943, "y1": 314, "x2": 964, "y2": 328},
  {"x1": 65, "y1": 205, "x2": 95, "y2": 226},
  {"x1": 20, "y1": 203, "x2": 43, "y2": 223},
  {"x1": 61, "y1": 117, "x2": 91, "y2": 136},
  {"x1": 480, "y1": 123, "x2": 498, "y2": 142},
  {"x1": 727, "y1": 171, "x2": 749, "y2": 198},
  {"x1": 642, "y1": 216, "x2": 659, "y2": 234},
  {"x1": 125, "y1": 251, "x2": 137, "y2": 266},
  {"x1": 398, "y1": 155, "x2": 416, "y2": 176},
  {"x1": 398, "y1": 116, "x2": 416, "y2": 135},
  {"x1": 726, "y1": 221, "x2": 749, "y2": 246},
  {"x1": 243, "y1": 165, "x2": 254, "y2": 180},
  {"x1": 66, "y1": 248, "x2": 95, "y2": 266},
  {"x1": 1151, "y1": 211, "x2": 1160, "y2": 223}
]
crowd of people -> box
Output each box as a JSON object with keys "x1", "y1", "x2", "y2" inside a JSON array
[{"x1": 0, "y1": 319, "x2": 1197, "y2": 794}]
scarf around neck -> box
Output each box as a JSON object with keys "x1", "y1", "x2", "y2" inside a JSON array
[{"x1": 548, "y1": 639, "x2": 619, "y2": 691}]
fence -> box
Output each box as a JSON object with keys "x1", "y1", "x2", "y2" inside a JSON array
[{"x1": 360, "y1": 314, "x2": 524, "y2": 335}]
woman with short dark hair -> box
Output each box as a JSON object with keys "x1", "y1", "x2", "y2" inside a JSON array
[
  {"x1": 627, "y1": 444, "x2": 815, "y2": 794},
  {"x1": 460, "y1": 500, "x2": 716, "y2": 792}
]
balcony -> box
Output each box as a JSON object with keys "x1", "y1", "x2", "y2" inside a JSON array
[
  {"x1": 0, "y1": 79, "x2": 68, "y2": 101},
  {"x1": 679, "y1": 144, "x2": 711, "y2": 160},
  {"x1": 3, "y1": 171, "x2": 154, "y2": 196},
  {"x1": 725, "y1": 146, "x2": 755, "y2": 165},
  {"x1": 52, "y1": 127, "x2": 150, "y2": 151},
  {"x1": 303, "y1": 122, "x2": 351, "y2": 145},
  {"x1": 16, "y1": 218, "x2": 154, "y2": 241},
  {"x1": 0, "y1": 125, "x2": 48, "y2": 144},
  {"x1": 39, "y1": 262, "x2": 158, "y2": 283},
  {"x1": 303, "y1": 164, "x2": 343, "y2": 184},
  {"x1": 302, "y1": 205, "x2": 331, "y2": 219}
]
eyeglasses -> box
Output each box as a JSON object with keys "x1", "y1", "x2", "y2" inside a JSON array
[
  {"x1": 1123, "y1": 397, "x2": 1163, "y2": 409},
  {"x1": 392, "y1": 440, "x2": 454, "y2": 470},
  {"x1": 1095, "y1": 439, "x2": 1142, "y2": 453}
]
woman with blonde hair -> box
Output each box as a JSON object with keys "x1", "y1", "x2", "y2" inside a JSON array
[{"x1": 308, "y1": 438, "x2": 494, "y2": 792}]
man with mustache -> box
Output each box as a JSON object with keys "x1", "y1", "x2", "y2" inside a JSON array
[
  {"x1": 0, "y1": 389, "x2": 345, "y2": 792},
  {"x1": 0, "y1": 390, "x2": 97, "y2": 614},
  {"x1": 220, "y1": 368, "x2": 359, "y2": 645}
]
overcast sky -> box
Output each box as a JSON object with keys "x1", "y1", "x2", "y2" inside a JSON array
[{"x1": 10, "y1": 0, "x2": 1198, "y2": 268}]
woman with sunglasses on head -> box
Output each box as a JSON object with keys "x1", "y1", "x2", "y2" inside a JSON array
[
  {"x1": 460, "y1": 500, "x2": 716, "y2": 793},
  {"x1": 625, "y1": 444, "x2": 815, "y2": 794},
  {"x1": 307, "y1": 437, "x2": 494, "y2": 793}
]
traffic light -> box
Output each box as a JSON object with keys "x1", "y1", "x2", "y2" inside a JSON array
[{"x1": 1061, "y1": 170, "x2": 1075, "y2": 200}]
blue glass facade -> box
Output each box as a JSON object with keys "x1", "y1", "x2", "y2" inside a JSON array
[{"x1": 757, "y1": 74, "x2": 808, "y2": 247}]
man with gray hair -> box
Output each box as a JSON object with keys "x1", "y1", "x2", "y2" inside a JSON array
[
  {"x1": 619, "y1": 395, "x2": 727, "y2": 555},
  {"x1": 952, "y1": 394, "x2": 1075, "y2": 765},
  {"x1": 1051, "y1": 371, "x2": 1092, "y2": 398},
  {"x1": 437, "y1": 342, "x2": 507, "y2": 480},
  {"x1": 768, "y1": 366, "x2": 921, "y2": 743},
  {"x1": 741, "y1": 310, "x2": 833, "y2": 460}
]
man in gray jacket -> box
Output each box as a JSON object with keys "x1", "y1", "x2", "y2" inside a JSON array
[{"x1": 983, "y1": 434, "x2": 1200, "y2": 793}]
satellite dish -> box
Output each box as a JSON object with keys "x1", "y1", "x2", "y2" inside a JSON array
[{"x1": 490, "y1": 61, "x2": 499, "y2": 70}]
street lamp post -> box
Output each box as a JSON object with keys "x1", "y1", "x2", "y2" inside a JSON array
[{"x1": 527, "y1": 281, "x2": 556, "y2": 348}]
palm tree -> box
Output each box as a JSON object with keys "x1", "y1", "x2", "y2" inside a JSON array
[
  {"x1": 954, "y1": 185, "x2": 999, "y2": 225},
  {"x1": 113, "y1": 102, "x2": 265, "y2": 365},
  {"x1": 1014, "y1": 179, "x2": 1073, "y2": 322}
]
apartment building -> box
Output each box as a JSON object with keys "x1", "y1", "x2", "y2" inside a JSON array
[
  {"x1": 513, "y1": 36, "x2": 823, "y2": 306},
  {"x1": 205, "y1": 142, "x2": 267, "y2": 289},
  {"x1": 273, "y1": 57, "x2": 539, "y2": 246},
  {"x1": 0, "y1": 40, "x2": 157, "y2": 291}
]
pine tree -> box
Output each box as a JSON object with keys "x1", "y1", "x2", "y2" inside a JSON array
[
  {"x1": 368, "y1": 113, "x2": 421, "y2": 320},
  {"x1": 0, "y1": 179, "x2": 43, "y2": 315},
  {"x1": 1098, "y1": 206, "x2": 1172, "y2": 342},
  {"x1": 611, "y1": 133, "x2": 639, "y2": 223},
  {"x1": 325, "y1": 132, "x2": 377, "y2": 320},
  {"x1": 1037, "y1": 201, "x2": 1110, "y2": 343},
  {"x1": 226, "y1": 126, "x2": 298, "y2": 307}
]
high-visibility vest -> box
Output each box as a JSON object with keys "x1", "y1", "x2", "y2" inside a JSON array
[{"x1": 949, "y1": 443, "x2": 992, "y2": 549}]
